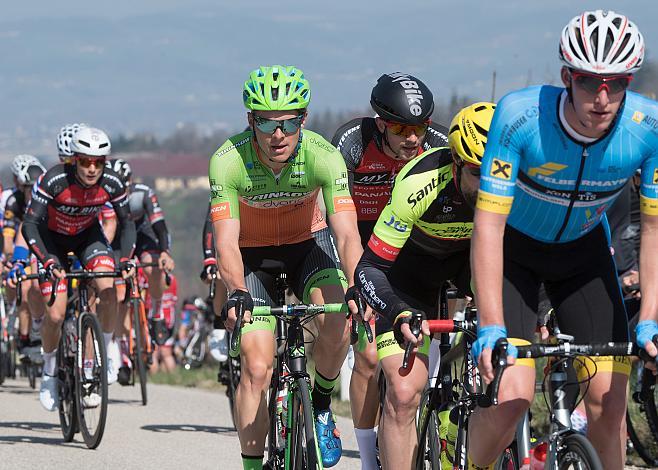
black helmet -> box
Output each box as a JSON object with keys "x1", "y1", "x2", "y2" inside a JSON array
[{"x1": 370, "y1": 72, "x2": 434, "y2": 125}]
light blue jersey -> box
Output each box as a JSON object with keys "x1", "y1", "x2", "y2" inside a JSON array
[{"x1": 477, "y1": 85, "x2": 658, "y2": 242}]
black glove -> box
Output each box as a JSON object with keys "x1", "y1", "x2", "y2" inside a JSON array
[
  {"x1": 200, "y1": 260, "x2": 218, "y2": 281},
  {"x1": 41, "y1": 257, "x2": 63, "y2": 281},
  {"x1": 119, "y1": 257, "x2": 137, "y2": 274},
  {"x1": 220, "y1": 289, "x2": 254, "y2": 322},
  {"x1": 344, "y1": 285, "x2": 365, "y2": 318},
  {"x1": 392, "y1": 308, "x2": 426, "y2": 347}
]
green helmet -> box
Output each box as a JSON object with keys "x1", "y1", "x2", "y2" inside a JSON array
[{"x1": 243, "y1": 65, "x2": 311, "y2": 111}]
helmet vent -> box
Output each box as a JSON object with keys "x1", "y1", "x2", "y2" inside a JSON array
[
  {"x1": 271, "y1": 86, "x2": 280, "y2": 101},
  {"x1": 612, "y1": 17, "x2": 622, "y2": 28},
  {"x1": 460, "y1": 137, "x2": 473, "y2": 158},
  {"x1": 571, "y1": 34, "x2": 586, "y2": 61},
  {"x1": 603, "y1": 29, "x2": 615, "y2": 58},
  {"x1": 99, "y1": 143, "x2": 109, "y2": 149},
  {"x1": 474, "y1": 105, "x2": 487, "y2": 112},
  {"x1": 78, "y1": 140, "x2": 91, "y2": 148},
  {"x1": 611, "y1": 34, "x2": 632, "y2": 63},
  {"x1": 449, "y1": 124, "x2": 460, "y2": 134},
  {"x1": 586, "y1": 14, "x2": 596, "y2": 27},
  {"x1": 473, "y1": 122, "x2": 489, "y2": 138}
]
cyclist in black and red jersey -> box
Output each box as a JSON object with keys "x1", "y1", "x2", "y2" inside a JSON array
[
  {"x1": 331, "y1": 72, "x2": 448, "y2": 469},
  {"x1": 22, "y1": 127, "x2": 136, "y2": 411}
]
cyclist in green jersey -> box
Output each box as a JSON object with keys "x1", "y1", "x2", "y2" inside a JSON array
[
  {"x1": 354, "y1": 103, "x2": 495, "y2": 468},
  {"x1": 208, "y1": 65, "x2": 367, "y2": 469}
]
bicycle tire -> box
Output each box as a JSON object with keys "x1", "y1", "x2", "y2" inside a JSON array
[
  {"x1": 227, "y1": 356, "x2": 240, "y2": 428},
  {"x1": 75, "y1": 312, "x2": 108, "y2": 449},
  {"x1": 557, "y1": 433, "x2": 602, "y2": 470},
  {"x1": 626, "y1": 363, "x2": 658, "y2": 466},
  {"x1": 267, "y1": 372, "x2": 285, "y2": 470},
  {"x1": 132, "y1": 299, "x2": 148, "y2": 406},
  {"x1": 28, "y1": 361, "x2": 36, "y2": 389},
  {"x1": 494, "y1": 444, "x2": 519, "y2": 470},
  {"x1": 416, "y1": 388, "x2": 442, "y2": 470},
  {"x1": 57, "y1": 334, "x2": 77, "y2": 442},
  {"x1": 288, "y1": 377, "x2": 320, "y2": 470}
]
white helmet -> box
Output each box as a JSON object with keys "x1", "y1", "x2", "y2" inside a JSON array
[
  {"x1": 560, "y1": 10, "x2": 645, "y2": 74},
  {"x1": 106, "y1": 158, "x2": 132, "y2": 184},
  {"x1": 57, "y1": 123, "x2": 87, "y2": 159},
  {"x1": 70, "y1": 127, "x2": 111, "y2": 157},
  {"x1": 11, "y1": 154, "x2": 43, "y2": 179}
]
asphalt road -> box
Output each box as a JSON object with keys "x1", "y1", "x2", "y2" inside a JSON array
[{"x1": 0, "y1": 377, "x2": 361, "y2": 469}]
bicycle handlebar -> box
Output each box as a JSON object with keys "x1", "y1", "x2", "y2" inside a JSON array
[
  {"x1": 488, "y1": 338, "x2": 653, "y2": 406},
  {"x1": 136, "y1": 261, "x2": 172, "y2": 286},
  {"x1": 228, "y1": 303, "x2": 349, "y2": 356}
]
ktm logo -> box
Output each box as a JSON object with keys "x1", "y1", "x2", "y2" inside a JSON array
[
  {"x1": 528, "y1": 162, "x2": 568, "y2": 177},
  {"x1": 632, "y1": 111, "x2": 645, "y2": 123}
]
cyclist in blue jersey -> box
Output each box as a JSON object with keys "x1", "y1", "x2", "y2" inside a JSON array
[{"x1": 468, "y1": 10, "x2": 658, "y2": 469}]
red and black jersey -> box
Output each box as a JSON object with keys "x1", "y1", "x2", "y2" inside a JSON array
[
  {"x1": 331, "y1": 117, "x2": 449, "y2": 244},
  {"x1": 23, "y1": 164, "x2": 136, "y2": 262}
]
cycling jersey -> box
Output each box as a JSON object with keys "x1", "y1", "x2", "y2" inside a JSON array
[
  {"x1": 478, "y1": 86, "x2": 658, "y2": 243},
  {"x1": 111, "y1": 183, "x2": 170, "y2": 253},
  {"x1": 208, "y1": 130, "x2": 355, "y2": 247},
  {"x1": 332, "y1": 118, "x2": 448, "y2": 243},
  {"x1": 3, "y1": 189, "x2": 27, "y2": 240},
  {"x1": 356, "y1": 147, "x2": 473, "y2": 320},
  {"x1": 22, "y1": 164, "x2": 136, "y2": 262}
]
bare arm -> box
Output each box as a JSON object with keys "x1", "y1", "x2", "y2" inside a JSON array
[
  {"x1": 471, "y1": 208, "x2": 508, "y2": 327},
  {"x1": 638, "y1": 213, "x2": 658, "y2": 323},
  {"x1": 213, "y1": 218, "x2": 246, "y2": 292},
  {"x1": 327, "y1": 210, "x2": 362, "y2": 287}
]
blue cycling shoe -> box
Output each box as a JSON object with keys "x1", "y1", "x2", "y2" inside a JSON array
[{"x1": 314, "y1": 409, "x2": 342, "y2": 467}]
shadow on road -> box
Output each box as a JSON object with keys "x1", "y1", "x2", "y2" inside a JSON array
[
  {"x1": 141, "y1": 424, "x2": 237, "y2": 435},
  {"x1": 0, "y1": 384, "x2": 37, "y2": 395},
  {"x1": 108, "y1": 398, "x2": 143, "y2": 406},
  {"x1": 0, "y1": 422, "x2": 87, "y2": 448}
]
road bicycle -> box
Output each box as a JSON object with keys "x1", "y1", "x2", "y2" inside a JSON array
[{"x1": 18, "y1": 269, "x2": 124, "y2": 449}]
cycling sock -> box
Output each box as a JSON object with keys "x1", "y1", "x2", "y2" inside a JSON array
[
  {"x1": 43, "y1": 350, "x2": 57, "y2": 376},
  {"x1": 150, "y1": 299, "x2": 163, "y2": 320},
  {"x1": 570, "y1": 408, "x2": 588, "y2": 435},
  {"x1": 240, "y1": 454, "x2": 263, "y2": 470},
  {"x1": 354, "y1": 427, "x2": 378, "y2": 470},
  {"x1": 312, "y1": 369, "x2": 339, "y2": 411},
  {"x1": 103, "y1": 332, "x2": 113, "y2": 353},
  {"x1": 19, "y1": 334, "x2": 30, "y2": 349}
]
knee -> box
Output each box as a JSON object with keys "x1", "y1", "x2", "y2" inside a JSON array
[
  {"x1": 354, "y1": 347, "x2": 378, "y2": 378},
  {"x1": 385, "y1": 377, "x2": 422, "y2": 419},
  {"x1": 242, "y1": 359, "x2": 273, "y2": 391},
  {"x1": 587, "y1": 388, "x2": 627, "y2": 423}
]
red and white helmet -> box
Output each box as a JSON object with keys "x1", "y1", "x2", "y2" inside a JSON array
[{"x1": 559, "y1": 10, "x2": 644, "y2": 74}]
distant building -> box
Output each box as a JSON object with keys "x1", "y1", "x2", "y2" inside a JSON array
[{"x1": 118, "y1": 152, "x2": 210, "y2": 192}]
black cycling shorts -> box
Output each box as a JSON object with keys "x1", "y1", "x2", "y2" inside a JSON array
[
  {"x1": 502, "y1": 224, "x2": 628, "y2": 344},
  {"x1": 375, "y1": 241, "x2": 471, "y2": 335}
]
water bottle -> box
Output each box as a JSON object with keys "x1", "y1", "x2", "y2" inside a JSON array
[
  {"x1": 438, "y1": 402, "x2": 458, "y2": 467},
  {"x1": 530, "y1": 441, "x2": 547, "y2": 470}
]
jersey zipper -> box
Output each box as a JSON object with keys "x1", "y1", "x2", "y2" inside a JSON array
[{"x1": 554, "y1": 146, "x2": 588, "y2": 242}]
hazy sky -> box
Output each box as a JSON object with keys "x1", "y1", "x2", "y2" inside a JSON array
[{"x1": 1, "y1": 0, "x2": 656, "y2": 155}]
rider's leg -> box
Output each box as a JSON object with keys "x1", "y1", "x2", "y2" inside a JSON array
[
  {"x1": 378, "y1": 336, "x2": 429, "y2": 469},
  {"x1": 140, "y1": 251, "x2": 165, "y2": 315},
  {"x1": 467, "y1": 360, "x2": 535, "y2": 467},
  {"x1": 350, "y1": 324, "x2": 380, "y2": 469},
  {"x1": 235, "y1": 329, "x2": 275, "y2": 459}
]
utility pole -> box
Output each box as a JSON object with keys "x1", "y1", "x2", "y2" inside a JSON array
[{"x1": 491, "y1": 70, "x2": 497, "y2": 102}]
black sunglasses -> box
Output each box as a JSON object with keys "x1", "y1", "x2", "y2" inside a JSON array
[{"x1": 253, "y1": 115, "x2": 304, "y2": 134}]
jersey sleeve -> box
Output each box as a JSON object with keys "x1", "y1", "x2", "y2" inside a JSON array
[
  {"x1": 208, "y1": 141, "x2": 243, "y2": 222},
  {"x1": 143, "y1": 187, "x2": 165, "y2": 224},
  {"x1": 312, "y1": 139, "x2": 355, "y2": 216},
  {"x1": 639, "y1": 151, "x2": 658, "y2": 215},
  {"x1": 476, "y1": 92, "x2": 526, "y2": 215},
  {"x1": 3, "y1": 194, "x2": 19, "y2": 239}
]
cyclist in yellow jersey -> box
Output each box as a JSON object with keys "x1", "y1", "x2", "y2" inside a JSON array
[
  {"x1": 208, "y1": 65, "x2": 367, "y2": 469},
  {"x1": 354, "y1": 103, "x2": 495, "y2": 468}
]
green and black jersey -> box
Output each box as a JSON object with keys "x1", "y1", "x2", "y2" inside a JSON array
[{"x1": 355, "y1": 147, "x2": 474, "y2": 318}]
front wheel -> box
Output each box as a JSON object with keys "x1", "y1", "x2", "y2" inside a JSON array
[
  {"x1": 288, "y1": 377, "x2": 320, "y2": 470},
  {"x1": 57, "y1": 333, "x2": 77, "y2": 442},
  {"x1": 75, "y1": 312, "x2": 108, "y2": 449},
  {"x1": 132, "y1": 299, "x2": 148, "y2": 406},
  {"x1": 557, "y1": 433, "x2": 602, "y2": 470},
  {"x1": 416, "y1": 389, "x2": 442, "y2": 469}
]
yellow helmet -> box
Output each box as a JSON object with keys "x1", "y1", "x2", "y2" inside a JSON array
[{"x1": 448, "y1": 102, "x2": 496, "y2": 166}]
